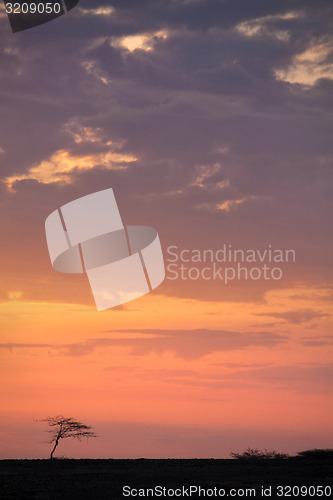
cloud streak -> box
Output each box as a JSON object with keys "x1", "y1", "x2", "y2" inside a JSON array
[
  {"x1": 0, "y1": 328, "x2": 287, "y2": 359},
  {"x1": 254, "y1": 308, "x2": 330, "y2": 324}
]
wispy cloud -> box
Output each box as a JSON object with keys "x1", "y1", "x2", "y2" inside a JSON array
[
  {"x1": 275, "y1": 41, "x2": 333, "y2": 86},
  {"x1": 102, "y1": 361, "x2": 333, "y2": 395},
  {"x1": 254, "y1": 308, "x2": 330, "y2": 324},
  {"x1": 0, "y1": 329, "x2": 287, "y2": 359},
  {"x1": 0, "y1": 343, "x2": 52, "y2": 351},
  {"x1": 4, "y1": 148, "x2": 137, "y2": 191},
  {"x1": 300, "y1": 335, "x2": 333, "y2": 347},
  {"x1": 225, "y1": 363, "x2": 333, "y2": 395}
]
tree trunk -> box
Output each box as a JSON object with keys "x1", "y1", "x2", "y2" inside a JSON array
[{"x1": 50, "y1": 438, "x2": 59, "y2": 459}]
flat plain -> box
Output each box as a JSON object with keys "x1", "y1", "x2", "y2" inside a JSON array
[{"x1": 1, "y1": 458, "x2": 332, "y2": 499}]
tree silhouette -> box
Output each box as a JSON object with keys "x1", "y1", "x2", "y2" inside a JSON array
[
  {"x1": 230, "y1": 447, "x2": 289, "y2": 459},
  {"x1": 41, "y1": 415, "x2": 97, "y2": 459}
]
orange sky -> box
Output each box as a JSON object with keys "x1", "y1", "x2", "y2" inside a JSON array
[{"x1": 1, "y1": 282, "x2": 332, "y2": 458}]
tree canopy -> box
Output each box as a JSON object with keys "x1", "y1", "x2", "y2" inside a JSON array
[{"x1": 41, "y1": 415, "x2": 97, "y2": 459}]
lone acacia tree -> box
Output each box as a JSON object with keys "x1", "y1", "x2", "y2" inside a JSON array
[{"x1": 41, "y1": 415, "x2": 97, "y2": 459}]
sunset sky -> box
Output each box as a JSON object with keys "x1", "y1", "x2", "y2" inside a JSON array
[{"x1": 0, "y1": 0, "x2": 332, "y2": 459}]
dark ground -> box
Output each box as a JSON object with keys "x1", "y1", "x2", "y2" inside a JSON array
[{"x1": 0, "y1": 458, "x2": 332, "y2": 499}]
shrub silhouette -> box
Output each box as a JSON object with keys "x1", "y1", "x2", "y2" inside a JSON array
[
  {"x1": 231, "y1": 447, "x2": 289, "y2": 459},
  {"x1": 296, "y1": 449, "x2": 333, "y2": 459}
]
